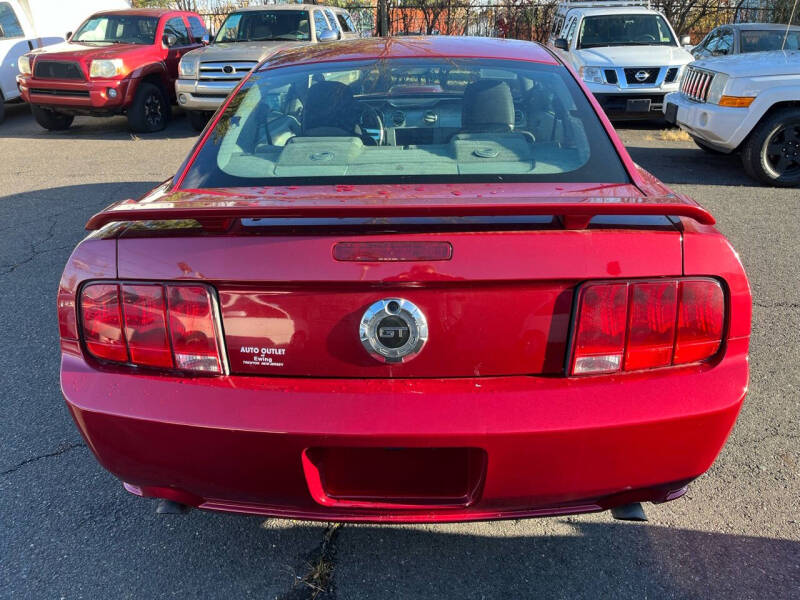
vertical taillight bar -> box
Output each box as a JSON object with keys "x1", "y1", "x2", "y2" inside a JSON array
[
  {"x1": 80, "y1": 284, "x2": 128, "y2": 363},
  {"x1": 121, "y1": 284, "x2": 172, "y2": 368},
  {"x1": 571, "y1": 278, "x2": 725, "y2": 376},
  {"x1": 167, "y1": 285, "x2": 223, "y2": 373}
]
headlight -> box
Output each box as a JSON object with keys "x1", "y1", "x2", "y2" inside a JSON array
[
  {"x1": 179, "y1": 57, "x2": 197, "y2": 78},
  {"x1": 18, "y1": 55, "x2": 32, "y2": 75},
  {"x1": 580, "y1": 66, "x2": 605, "y2": 84},
  {"x1": 706, "y1": 73, "x2": 729, "y2": 105},
  {"x1": 90, "y1": 59, "x2": 123, "y2": 79}
]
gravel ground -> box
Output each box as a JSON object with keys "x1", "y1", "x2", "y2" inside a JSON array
[{"x1": 0, "y1": 105, "x2": 797, "y2": 599}]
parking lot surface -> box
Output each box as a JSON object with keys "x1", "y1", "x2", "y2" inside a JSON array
[{"x1": 1, "y1": 104, "x2": 798, "y2": 599}]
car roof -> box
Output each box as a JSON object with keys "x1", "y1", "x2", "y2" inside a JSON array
[
  {"x1": 232, "y1": 4, "x2": 330, "y2": 12},
  {"x1": 89, "y1": 8, "x2": 190, "y2": 18},
  {"x1": 566, "y1": 7, "x2": 658, "y2": 16},
  {"x1": 733, "y1": 22, "x2": 800, "y2": 31},
  {"x1": 262, "y1": 36, "x2": 560, "y2": 69}
]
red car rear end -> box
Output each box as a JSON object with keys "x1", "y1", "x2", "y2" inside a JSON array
[{"x1": 58, "y1": 37, "x2": 750, "y2": 522}]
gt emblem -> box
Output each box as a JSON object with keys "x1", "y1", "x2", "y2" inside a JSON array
[
  {"x1": 359, "y1": 298, "x2": 428, "y2": 363},
  {"x1": 222, "y1": 65, "x2": 235, "y2": 74},
  {"x1": 635, "y1": 70, "x2": 650, "y2": 82}
]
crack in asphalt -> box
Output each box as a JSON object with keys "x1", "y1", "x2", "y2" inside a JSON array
[
  {"x1": 0, "y1": 218, "x2": 73, "y2": 277},
  {"x1": 0, "y1": 442, "x2": 87, "y2": 477},
  {"x1": 280, "y1": 522, "x2": 342, "y2": 600}
]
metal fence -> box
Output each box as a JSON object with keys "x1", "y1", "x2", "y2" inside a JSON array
[{"x1": 196, "y1": 1, "x2": 798, "y2": 43}]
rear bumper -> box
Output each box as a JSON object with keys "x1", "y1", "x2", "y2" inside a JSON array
[
  {"x1": 62, "y1": 347, "x2": 748, "y2": 522},
  {"x1": 175, "y1": 78, "x2": 231, "y2": 111},
  {"x1": 17, "y1": 74, "x2": 132, "y2": 114}
]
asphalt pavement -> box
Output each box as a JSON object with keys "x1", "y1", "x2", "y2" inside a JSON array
[{"x1": 0, "y1": 104, "x2": 797, "y2": 599}]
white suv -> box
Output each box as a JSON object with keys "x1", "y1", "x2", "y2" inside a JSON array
[
  {"x1": 549, "y1": 1, "x2": 692, "y2": 119},
  {"x1": 664, "y1": 50, "x2": 800, "y2": 187}
]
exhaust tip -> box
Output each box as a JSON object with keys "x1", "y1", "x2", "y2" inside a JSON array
[
  {"x1": 156, "y1": 498, "x2": 190, "y2": 515},
  {"x1": 611, "y1": 502, "x2": 648, "y2": 522}
]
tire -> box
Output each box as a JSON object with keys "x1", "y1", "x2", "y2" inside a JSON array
[
  {"x1": 692, "y1": 137, "x2": 725, "y2": 155},
  {"x1": 186, "y1": 110, "x2": 210, "y2": 132},
  {"x1": 127, "y1": 82, "x2": 168, "y2": 133},
  {"x1": 741, "y1": 107, "x2": 800, "y2": 187},
  {"x1": 0, "y1": 95, "x2": 5, "y2": 125},
  {"x1": 31, "y1": 105, "x2": 74, "y2": 130}
]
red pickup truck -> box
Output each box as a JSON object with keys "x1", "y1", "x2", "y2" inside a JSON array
[{"x1": 17, "y1": 8, "x2": 207, "y2": 132}]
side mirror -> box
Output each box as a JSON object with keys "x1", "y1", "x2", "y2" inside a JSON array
[
  {"x1": 554, "y1": 38, "x2": 569, "y2": 50},
  {"x1": 680, "y1": 35, "x2": 691, "y2": 46},
  {"x1": 163, "y1": 33, "x2": 178, "y2": 48},
  {"x1": 318, "y1": 30, "x2": 338, "y2": 43},
  {"x1": 201, "y1": 32, "x2": 210, "y2": 44},
  {"x1": 66, "y1": 31, "x2": 72, "y2": 40}
]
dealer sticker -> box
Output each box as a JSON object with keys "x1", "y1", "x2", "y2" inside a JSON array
[{"x1": 240, "y1": 346, "x2": 286, "y2": 368}]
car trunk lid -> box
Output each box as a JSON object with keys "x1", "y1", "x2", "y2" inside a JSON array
[{"x1": 107, "y1": 185, "x2": 690, "y2": 378}]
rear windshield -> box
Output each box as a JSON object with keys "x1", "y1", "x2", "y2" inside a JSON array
[
  {"x1": 740, "y1": 29, "x2": 800, "y2": 52},
  {"x1": 73, "y1": 15, "x2": 159, "y2": 44},
  {"x1": 181, "y1": 58, "x2": 630, "y2": 189},
  {"x1": 215, "y1": 10, "x2": 311, "y2": 42},
  {"x1": 578, "y1": 15, "x2": 676, "y2": 48}
]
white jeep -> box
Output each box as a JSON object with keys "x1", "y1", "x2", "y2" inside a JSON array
[
  {"x1": 664, "y1": 50, "x2": 800, "y2": 187},
  {"x1": 548, "y1": 0, "x2": 693, "y2": 119}
]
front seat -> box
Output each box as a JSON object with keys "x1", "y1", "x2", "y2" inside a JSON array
[
  {"x1": 301, "y1": 80, "x2": 361, "y2": 137},
  {"x1": 453, "y1": 79, "x2": 534, "y2": 144},
  {"x1": 460, "y1": 79, "x2": 515, "y2": 133}
]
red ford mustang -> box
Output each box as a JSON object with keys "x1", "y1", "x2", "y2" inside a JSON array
[{"x1": 58, "y1": 37, "x2": 751, "y2": 522}]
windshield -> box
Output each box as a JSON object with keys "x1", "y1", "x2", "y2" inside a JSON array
[
  {"x1": 740, "y1": 29, "x2": 800, "y2": 52},
  {"x1": 215, "y1": 10, "x2": 311, "y2": 42},
  {"x1": 0, "y1": 2, "x2": 24, "y2": 39},
  {"x1": 578, "y1": 15, "x2": 676, "y2": 48},
  {"x1": 181, "y1": 58, "x2": 629, "y2": 189},
  {"x1": 73, "y1": 15, "x2": 158, "y2": 44}
]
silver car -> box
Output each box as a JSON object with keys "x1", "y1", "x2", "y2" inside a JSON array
[
  {"x1": 691, "y1": 22, "x2": 800, "y2": 59},
  {"x1": 176, "y1": 4, "x2": 360, "y2": 130}
]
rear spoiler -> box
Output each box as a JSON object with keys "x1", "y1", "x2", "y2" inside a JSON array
[{"x1": 86, "y1": 193, "x2": 715, "y2": 231}]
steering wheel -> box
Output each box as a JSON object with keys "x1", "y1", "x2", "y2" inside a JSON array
[
  {"x1": 639, "y1": 34, "x2": 657, "y2": 42},
  {"x1": 359, "y1": 104, "x2": 385, "y2": 146}
]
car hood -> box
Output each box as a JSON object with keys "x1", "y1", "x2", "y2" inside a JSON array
[
  {"x1": 29, "y1": 41, "x2": 152, "y2": 62},
  {"x1": 576, "y1": 45, "x2": 693, "y2": 67},
  {"x1": 692, "y1": 50, "x2": 800, "y2": 77},
  {"x1": 185, "y1": 41, "x2": 311, "y2": 63}
]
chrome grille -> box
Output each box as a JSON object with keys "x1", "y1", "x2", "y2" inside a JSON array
[
  {"x1": 199, "y1": 61, "x2": 258, "y2": 82},
  {"x1": 680, "y1": 67, "x2": 714, "y2": 103}
]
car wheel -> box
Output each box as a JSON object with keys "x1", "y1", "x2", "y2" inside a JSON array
[
  {"x1": 187, "y1": 110, "x2": 211, "y2": 132},
  {"x1": 128, "y1": 82, "x2": 168, "y2": 133},
  {"x1": 742, "y1": 108, "x2": 800, "y2": 187},
  {"x1": 31, "y1": 105, "x2": 74, "y2": 131},
  {"x1": 0, "y1": 95, "x2": 5, "y2": 125},
  {"x1": 692, "y1": 137, "x2": 725, "y2": 155}
]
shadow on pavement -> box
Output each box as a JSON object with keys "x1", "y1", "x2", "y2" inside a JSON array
[
  {"x1": 625, "y1": 145, "x2": 760, "y2": 188},
  {"x1": 0, "y1": 102, "x2": 199, "y2": 141},
  {"x1": 334, "y1": 520, "x2": 799, "y2": 599}
]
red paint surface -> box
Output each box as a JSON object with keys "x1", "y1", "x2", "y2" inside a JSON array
[{"x1": 58, "y1": 38, "x2": 752, "y2": 522}]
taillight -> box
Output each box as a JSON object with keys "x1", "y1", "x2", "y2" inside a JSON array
[
  {"x1": 167, "y1": 286, "x2": 223, "y2": 373},
  {"x1": 80, "y1": 282, "x2": 224, "y2": 375},
  {"x1": 571, "y1": 278, "x2": 724, "y2": 376},
  {"x1": 81, "y1": 284, "x2": 128, "y2": 363}
]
